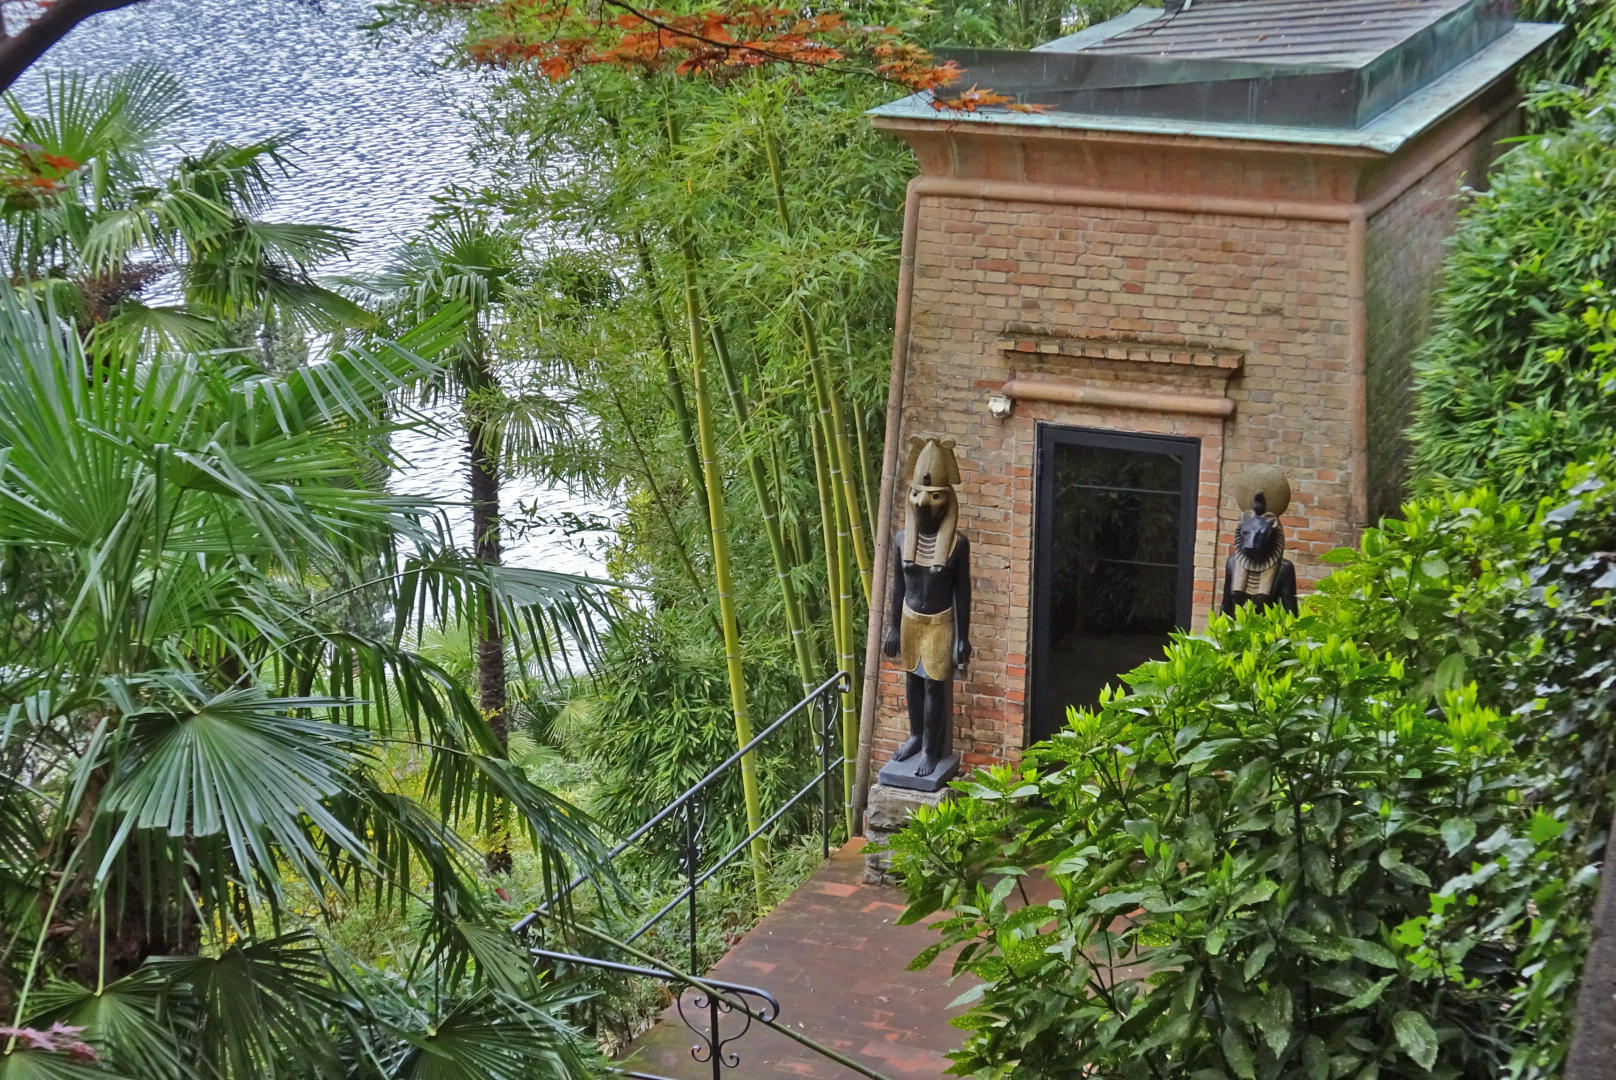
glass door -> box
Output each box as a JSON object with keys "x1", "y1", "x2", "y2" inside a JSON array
[{"x1": 1030, "y1": 426, "x2": 1200, "y2": 744}]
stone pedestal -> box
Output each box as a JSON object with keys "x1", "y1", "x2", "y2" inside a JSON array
[
  {"x1": 863, "y1": 782, "x2": 956, "y2": 885},
  {"x1": 877, "y1": 751, "x2": 960, "y2": 792},
  {"x1": 875, "y1": 680, "x2": 959, "y2": 793}
]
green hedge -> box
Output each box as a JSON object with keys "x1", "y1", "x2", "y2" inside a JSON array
[{"x1": 1405, "y1": 88, "x2": 1616, "y2": 501}]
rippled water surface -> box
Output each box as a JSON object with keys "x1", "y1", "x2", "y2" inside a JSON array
[{"x1": 12, "y1": 0, "x2": 611, "y2": 575}]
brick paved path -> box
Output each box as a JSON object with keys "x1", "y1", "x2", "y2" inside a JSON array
[{"x1": 618, "y1": 839, "x2": 973, "y2": 1078}]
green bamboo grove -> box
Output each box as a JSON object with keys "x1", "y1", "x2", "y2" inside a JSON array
[{"x1": 459, "y1": 58, "x2": 913, "y2": 890}]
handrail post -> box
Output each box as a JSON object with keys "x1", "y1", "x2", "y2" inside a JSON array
[
  {"x1": 683, "y1": 796, "x2": 700, "y2": 975},
  {"x1": 819, "y1": 684, "x2": 834, "y2": 861}
]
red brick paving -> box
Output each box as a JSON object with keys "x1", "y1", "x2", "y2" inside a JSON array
[{"x1": 619, "y1": 839, "x2": 973, "y2": 1079}]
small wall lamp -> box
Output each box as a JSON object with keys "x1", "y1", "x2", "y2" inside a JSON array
[{"x1": 986, "y1": 391, "x2": 1014, "y2": 420}]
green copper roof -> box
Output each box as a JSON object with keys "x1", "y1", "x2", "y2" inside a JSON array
[{"x1": 870, "y1": 0, "x2": 1560, "y2": 151}]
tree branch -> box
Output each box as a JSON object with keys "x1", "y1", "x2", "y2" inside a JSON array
[{"x1": 0, "y1": 0, "x2": 147, "y2": 93}]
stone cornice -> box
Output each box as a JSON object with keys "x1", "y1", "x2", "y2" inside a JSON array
[{"x1": 997, "y1": 333, "x2": 1244, "y2": 373}]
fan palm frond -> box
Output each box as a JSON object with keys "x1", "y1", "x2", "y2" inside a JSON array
[
  {"x1": 29, "y1": 970, "x2": 191, "y2": 1080},
  {"x1": 354, "y1": 988, "x2": 602, "y2": 1080},
  {"x1": 149, "y1": 934, "x2": 339, "y2": 1079},
  {"x1": 97, "y1": 682, "x2": 375, "y2": 905},
  {"x1": 0, "y1": 209, "x2": 619, "y2": 1078},
  {"x1": 3, "y1": 62, "x2": 189, "y2": 188}
]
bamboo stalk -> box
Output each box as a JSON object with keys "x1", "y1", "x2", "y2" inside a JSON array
[
  {"x1": 636, "y1": 232, "x2": 709, "y2": 531},
  {"x1": 835, "y1": 480, "x2": 860, "y2": 835},
  {"x1": 604, "y1": 382, "x2": 718, "y2": 634},
  {"x1": 703, "y1": 299, "x2": 822, "y2": 697},
  {"x1": 681, "y1": 238, "x2": 769, "y2": 907},
  {"x1": 811, "y1": 418, "x2": 859, "y2": 832},
  {"x1": 762, "y1": 129, "x2": 873, "y2": 604},
  {"x1": 810, "y1": 421, "x2": 841, "y2": 667},
  {"x1": 843, "y1": 318, "x2": 878, "y2": 515},
  {"x1": 772, "y1": 431, "x2": 817, "y2": 616},
  {"x1": 807, "y1": 312, "x2": 873, "y2": 605}
]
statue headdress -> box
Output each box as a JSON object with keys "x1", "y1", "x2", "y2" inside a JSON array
[
  {"x1": 1231, "y1": 465, "x2": 1291, "y2": 519},
  {"x1": 901, "y1": 436, "x2": 961, "y2": 567},
  {"x1": 1229, "y1": 466, "x2": 1290, "y2": 578}
]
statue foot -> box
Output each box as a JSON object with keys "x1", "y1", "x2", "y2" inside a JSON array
[
  {"x1": 914, "y1": 754, "x2": 938, "y2": 778},
  {"x1": 893, "y1": 735, "x2": 921, "y2": 762}
]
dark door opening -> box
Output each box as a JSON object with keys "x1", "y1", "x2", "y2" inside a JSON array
[{"x1": 1030, "y1": 426, "x2": 1200, "y2": 744}]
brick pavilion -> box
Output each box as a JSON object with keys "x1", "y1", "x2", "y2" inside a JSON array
[{"x1": 855, "y1": 0, "x2": 1561, "y2": 785}]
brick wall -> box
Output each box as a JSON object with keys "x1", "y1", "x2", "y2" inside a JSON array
[
  {"x1": 1362, "y1": 108, "x2": 1520, "y2": 522},
  {"x1": 875, "y1": 196, "x2": 1355, "y2": 768}
]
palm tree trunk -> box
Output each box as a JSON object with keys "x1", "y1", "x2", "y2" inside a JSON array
[
  {"x1": 466, "y1": 339, "x2": 511, "y2": 875},
  {"x1": 468, "y1": 417, "x2": 507, "y2": 746},
  {"x1": 681, "y1": 240, "x2": 769, "y2": 907}
]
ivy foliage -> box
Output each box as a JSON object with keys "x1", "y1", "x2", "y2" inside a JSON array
[{"x1": 892, "y1": 451, "x2": 1616, "y2": 1079}]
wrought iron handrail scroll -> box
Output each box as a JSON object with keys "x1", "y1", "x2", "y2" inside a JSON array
[{"x1": 514, "y1": 671, "x2": 850, "y2": 1080}]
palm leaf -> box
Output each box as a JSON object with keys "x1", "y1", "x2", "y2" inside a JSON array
[
  {"x1": 97, "y1": 684, "x2": 375, "y2": 905},
  {"x1": 27, "y1": 971, "x2": 192, "y2": 1080},
  {"x1": 360, "y1": 990, "x2": 601, "y2": 1080},
  {"x1": 88, "y1": 303, "x2": 218, "y2": 354},
  {"x1": 0, "y1": 1050, "x2": 126, "y2": 1080},
  {"x1": 3, "y1": 62, "x2": 188, "y2": 183},
  {"x1": 149, "y1": 933, "x2": 338, "y2": 1079}
]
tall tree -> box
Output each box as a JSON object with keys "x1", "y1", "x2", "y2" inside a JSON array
[{"x1": 367, "y1": 208, "x2": 576, "y2": 870}]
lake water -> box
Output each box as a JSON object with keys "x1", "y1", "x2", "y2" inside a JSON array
[{"x1": 9, "y1": 0, "x2": 612, "y2": 576}]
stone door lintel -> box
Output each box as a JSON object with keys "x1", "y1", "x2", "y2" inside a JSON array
[{"x1": 996, "y1": 333, "x2": 1242, "y2": 418}]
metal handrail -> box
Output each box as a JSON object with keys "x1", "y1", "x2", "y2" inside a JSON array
[
  {"x1": 513, "y1": 670, "x2": 849, "y2": 942},
  {"x1": 512, "y1": 672, "x2": 852, "y2": 1080}
]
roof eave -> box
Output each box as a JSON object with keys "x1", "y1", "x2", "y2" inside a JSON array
[{"x1": 868, "y1": 21, "x2": 1562, "y2": 155}]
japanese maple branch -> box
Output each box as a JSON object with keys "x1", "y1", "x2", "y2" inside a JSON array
[{"x1": 594, "y1": 0, "x2": 953, "y2": 97}]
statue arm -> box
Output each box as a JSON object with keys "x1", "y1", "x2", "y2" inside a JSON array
[
  {"x1": 952, "y1": 534, "x2": 971, "y2": 666},
  {"x1": 1221, "y1": 556, "x2": 1236, "y2": 617},
  {"x1": 882, "y1": 534, "x2": 905, "y2": 657}
]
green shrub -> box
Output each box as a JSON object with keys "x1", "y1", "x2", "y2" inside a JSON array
[
  {"x1": 1518, "y1": 0, "x2": 1616, "y2": 102},
  {"x1": 1313, "y1": 462, "x2": 1616, "y2": 1076},
  {"x1": 1405, "y1": 89, "x2": 1616, "y2": 501},
  {"x1": 894, "y1": 449, "x2": 1616, "y2": 1079},
  {"x1": 894, "y1": 616, "x2": 1525, "y2": 1078}
]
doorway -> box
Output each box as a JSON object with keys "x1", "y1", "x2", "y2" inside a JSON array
[{"x1": 1030, "y1": 426, "x2": 1201, "y2": 744}]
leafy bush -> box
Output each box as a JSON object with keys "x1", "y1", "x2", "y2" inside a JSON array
[
  {"x1": 895, "y1": 617, "x2": 1525, "y2": 1078},
  {"x1": 1518, "y1": 0, "x2": 1616, "y2": 101},
  {"x1": 1405, "y1": 88, "x2": 1616, "y2": 500},
  {"x1": 1312, "y1": 462, "x2": 1616, "y2": 1077},
  {"x1": 894, "y1": 450, "x2": 1616, "y2": 1079}
]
